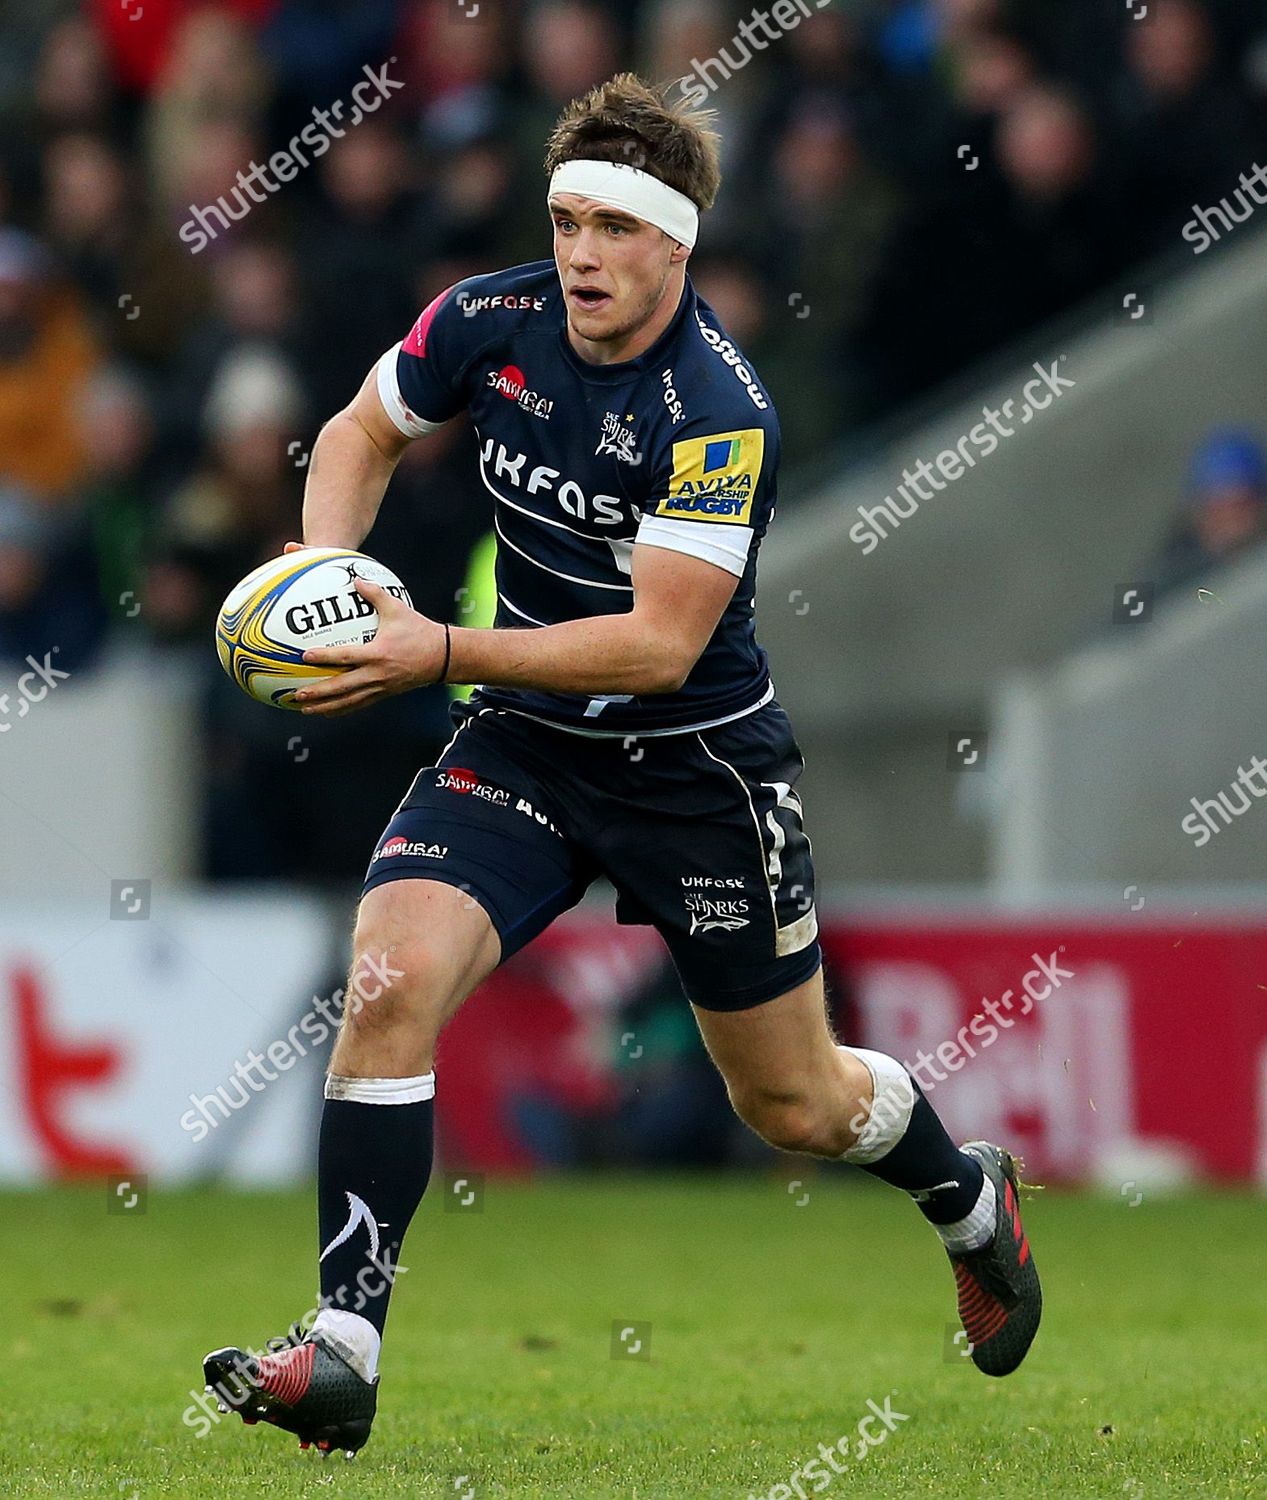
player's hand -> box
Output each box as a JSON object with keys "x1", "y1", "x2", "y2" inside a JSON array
[{"x1": 295, "y1": 580, "x2": 448, "y2": 716}]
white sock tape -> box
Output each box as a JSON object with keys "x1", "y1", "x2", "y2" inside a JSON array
[
  {"x1": 324, "y1": 1072, "x2": 435, "y2": 1105},
  {"x1": 837, "y1": 1047, "x2": 915, "y2": 1164},
  {"x1": 311, "y1": 1307, "x2": 382, "y2": 1382},
  {"x1": 548, "y1": 159, "x2": 700, "y2": 247}
]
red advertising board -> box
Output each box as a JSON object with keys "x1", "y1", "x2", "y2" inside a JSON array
[{"x1": 438, "y1": 911, "x2": 1267, "y2": 1182}]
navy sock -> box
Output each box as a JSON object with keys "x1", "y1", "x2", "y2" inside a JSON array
[
  {"x1": 317, "y1": 1089, "x2": 433, "y2": 1336},
  {"x1": 859, "y1": 1082, "x2": 984, "y2": 1225}
]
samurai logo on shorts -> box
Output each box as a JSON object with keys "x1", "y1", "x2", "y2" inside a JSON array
[
  {"x1": 434, "y1": 765, "x2": 563, "y2": 836},
  {"x1": 436, "y1": 767, "x2": 511, "y2": 806},
  {"x1": 372, "y1": 835, "x2": 448, "y2": 862},
  {"x1": 681, "y1": 876, "x2": 750, "y2": 934}
]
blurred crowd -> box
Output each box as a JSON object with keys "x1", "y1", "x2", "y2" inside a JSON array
[{"x1": 2, "y1": 0, "x2": 1267, "y2": 877}]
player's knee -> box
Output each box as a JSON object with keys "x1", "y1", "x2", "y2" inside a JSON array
[
  {"x1": 343, "y1": 929, "x2": 442, "y2": 1035},
  {"x1": 730, "y1": 1085, "x2": 821, "y2": 1154}
]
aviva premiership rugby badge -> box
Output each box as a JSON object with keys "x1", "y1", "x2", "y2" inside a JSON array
[{"x1": 657, "y1": 428, "x2": 764, "y2": 524}]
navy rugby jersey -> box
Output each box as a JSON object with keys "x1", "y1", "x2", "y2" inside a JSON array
[{"x1": 377, "y1": 260, "x2": 781, "y2": 735}]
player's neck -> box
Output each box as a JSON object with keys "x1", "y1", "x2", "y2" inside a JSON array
[{"x1": 566, "y1": 274, "x2": 686, "y2": 367}]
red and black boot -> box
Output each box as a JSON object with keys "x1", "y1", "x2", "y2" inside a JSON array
[
  {"x1": 947, "y1": 1141, "x2": 1042, "y2": 1377},
  {"x1": 203, "y1": 1331, "x2": 378, "y2": 1456}
]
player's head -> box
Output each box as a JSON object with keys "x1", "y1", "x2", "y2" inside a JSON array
[{"x1": 544, "y1": 73, "x2": 720, "y2": 349}]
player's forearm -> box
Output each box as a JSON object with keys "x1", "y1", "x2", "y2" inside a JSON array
[
  {"x1": 449, "y1": 614, "x2": 689, "y2": 697},
  {"x1": 302, "y1": 411, "x2": 404, "y2": 548}
]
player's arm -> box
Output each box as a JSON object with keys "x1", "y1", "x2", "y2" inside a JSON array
[
  {"x1": 300, "y1": 366, "x2": 414, "y2": 549},
  {"x1": 294, "y1": 545, "x2": 737, "y2": 715},
  {"x1": 449, "y1": 543, "x2": 736, "y2": 693}
]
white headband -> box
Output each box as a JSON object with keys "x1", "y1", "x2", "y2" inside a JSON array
[{"x1": 548, "y1": 159, "x2": 699, "y2": 248}]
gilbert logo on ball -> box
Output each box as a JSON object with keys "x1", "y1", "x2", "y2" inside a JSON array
[{"x1": 215, "y1": 548, "x2": 411, "y2": 709}]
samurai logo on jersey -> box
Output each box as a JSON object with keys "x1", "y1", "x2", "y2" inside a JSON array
[
  {"x1": 486, "y1": 364, "x2": 554, "y2": 420},
  {"x1": 658, "y1": 428, "x2": 765, "y2": 525}
]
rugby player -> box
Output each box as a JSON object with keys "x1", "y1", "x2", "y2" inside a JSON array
[{"x1": 203, "y1": 74, "x2": 1041, "y2": 1457}]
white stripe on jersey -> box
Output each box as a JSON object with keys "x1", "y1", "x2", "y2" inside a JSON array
[
  {"x1": 498, "y1": 591, "x2": 549, "y2": 626},
  {"x1": 479, "y1": 455, "x2": 635, "y2": 544},
  {"x1": 493, "y1": 514, "x2": 633, "y2": 592},
  {"x1": 493, "y1": 681, "x2": 775, "y2": 738},
  {"x1": 376, "y1": 344, "x2": 445, "y2": 438}
]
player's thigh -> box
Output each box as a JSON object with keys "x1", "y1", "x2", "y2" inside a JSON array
[{"x1": 354, "y1": 703, "x2": 592, "y2": 1029}]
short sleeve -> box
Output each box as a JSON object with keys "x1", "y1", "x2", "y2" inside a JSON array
[
  {"x1": 375, "y1": 284, "x2": 471, "y2": 436},
  {"x1": 634, "y1": 424, "x2": 774, "y2": 577}
]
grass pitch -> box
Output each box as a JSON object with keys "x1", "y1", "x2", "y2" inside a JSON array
[{"x1": 1, "y1": 1176, "x2": 1263, "y2": 1498}]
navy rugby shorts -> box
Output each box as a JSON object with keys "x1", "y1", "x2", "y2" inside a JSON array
[{"x1": 362, "y1": 698, "x2": 822, "y2": 1010}]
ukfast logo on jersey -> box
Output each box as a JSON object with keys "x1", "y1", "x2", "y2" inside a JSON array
[
  {"x1": 481, "y1": 438, "x2": 626, "y2": 527},
  {"x1": 459, "y1": 292, "x2": 548, "y2": 316},
  {"x1": 487, "y1": 364, "x2": 554, "y2": 421},
  {"x1": 657, "y1": 428, "x2": 765, "y2": 525},
  {"x1": 661, "y1": 367, "x2": 685, "y2": 425}
]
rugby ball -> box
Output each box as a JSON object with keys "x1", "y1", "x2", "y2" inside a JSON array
[{"x1": 215, "y1": 548, "x2": 412, "y2": 708}]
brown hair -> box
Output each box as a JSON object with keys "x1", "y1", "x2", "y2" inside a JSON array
[{"x1": 543, "y1": 72, "x2": 722, "y2": 213}]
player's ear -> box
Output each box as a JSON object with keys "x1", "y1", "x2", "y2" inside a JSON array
[{"x1": 669, "y1": 240, "x2": 692, "y2": 266}]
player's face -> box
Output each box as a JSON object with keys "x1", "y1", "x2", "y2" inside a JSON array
[{"x1": 550, "y1": 195, "x2": 684, "y2": 353}]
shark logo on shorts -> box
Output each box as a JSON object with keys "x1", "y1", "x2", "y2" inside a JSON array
[
  {"x1": 684, "y1": 891, "x2": 750, "y2": 934},
  {"x1": 689, "y1": 910, "x2": 750, "y2": 935}
]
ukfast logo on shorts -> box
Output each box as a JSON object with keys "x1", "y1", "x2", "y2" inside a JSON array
[
  {"x1": 487, "y1": 364, "x2": 554, "y2": 420},
  {"x1": 373, "y1": 835, "x2": 449, "y2": 862},
  {"x1": 658, "y1": 429, "x2": 764, "y2": 526},
  {"x1": 682, "y1": 876, "x2": 750, "y2": 934}
]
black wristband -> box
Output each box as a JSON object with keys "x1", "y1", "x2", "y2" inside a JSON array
[{"x1": 439, "y1": 622, "x2": 452, "y2": 685}]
